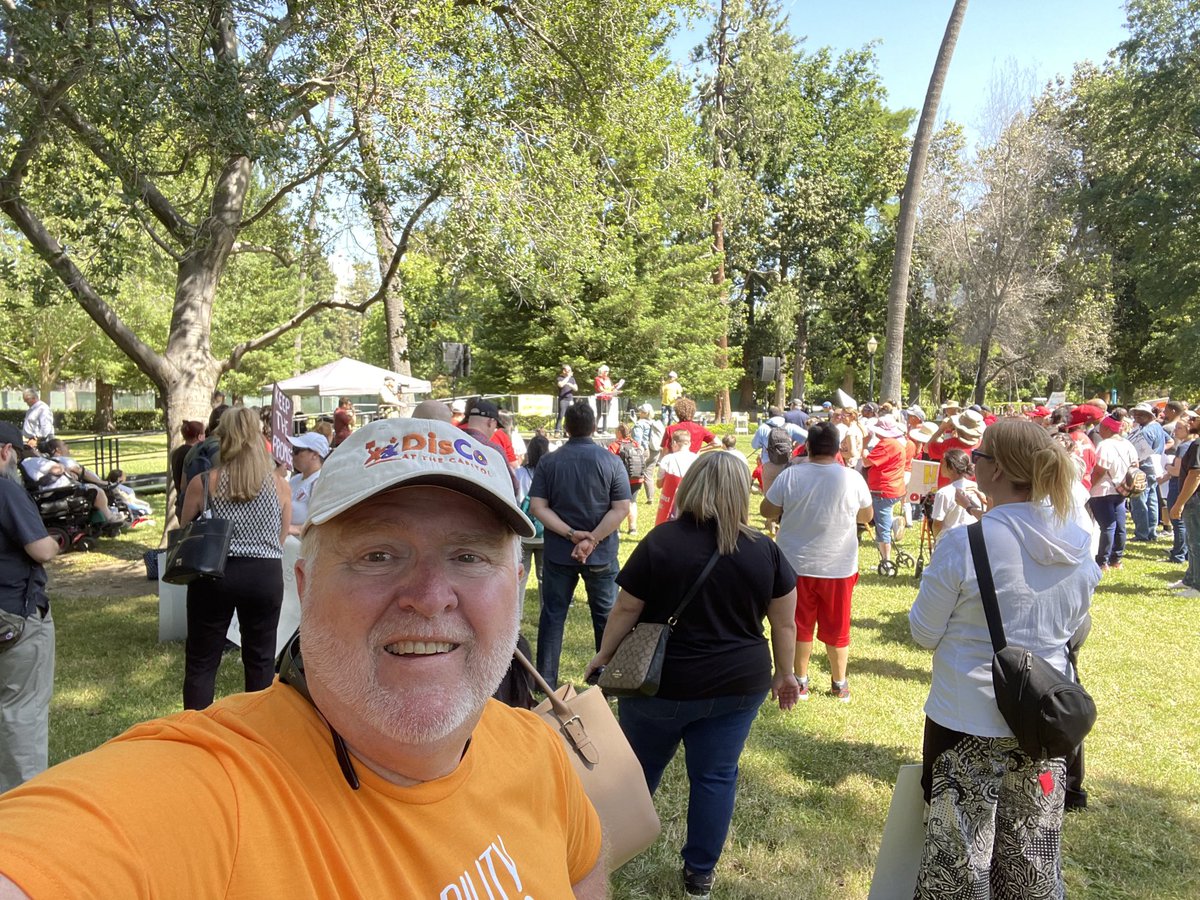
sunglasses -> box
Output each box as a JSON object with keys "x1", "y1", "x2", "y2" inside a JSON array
[{"x1": 970, "y1": 449, "x2": 993, "y2": 462}]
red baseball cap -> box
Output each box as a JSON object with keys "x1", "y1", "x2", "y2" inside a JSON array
[
  {"x1": 1025, "y1": 405, "x2": 1052, "y2": 419},
  {"x1": 1067, "y1": 405, "x2": 1103, "y2": 429}
]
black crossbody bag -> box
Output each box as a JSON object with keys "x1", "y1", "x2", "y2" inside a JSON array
[{"x1": 966, "y1": 522, "x2": 1097, "y2": 761}]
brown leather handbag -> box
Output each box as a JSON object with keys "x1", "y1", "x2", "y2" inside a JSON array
[
  {"x1": 597, "y1": 548, "x2": 721, "y2": 697},
  {"x1": 516, "y1": 649, "x2": 660, "y2": 868}
]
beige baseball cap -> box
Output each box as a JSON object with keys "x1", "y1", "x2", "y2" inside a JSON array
[{"x1": 305, "y1": 418, "x2": 534, "y2": 537}]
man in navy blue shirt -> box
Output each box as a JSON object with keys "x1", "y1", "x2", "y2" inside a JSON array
[
  {"x1": 783, "y1": 400, "x2": 809, "y2": 428},
  {"x1": 0, "y1": 422, "x2": 59, "y2": 792},
  {"x1": 1129, "y1": 403, "x2": 1167, "y2": 541},
  {"x1": 529, "y1": 403, "x2": 631, "y2": 687}
]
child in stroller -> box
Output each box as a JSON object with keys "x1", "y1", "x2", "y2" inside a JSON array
[{"x1": 107, "y1": 469, "x2": 154, "y2": 527}]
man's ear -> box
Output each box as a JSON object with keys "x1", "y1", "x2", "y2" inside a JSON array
[{"x1": 295, "y1": 558, "x2": 307, "y2": 605}]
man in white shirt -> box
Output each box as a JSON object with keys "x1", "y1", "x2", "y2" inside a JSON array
[
  {"x1": 654, "y1": 430, "x2": 699, "y2": 525},
  {"x1": 286, "y1": 432, "x2": 329, "y2": 535},
  {"x1": 21, "y1": 391, "x2": 54, "y2": 448},
  {"x1": 760, "y1": 421, "x2": 873, "y2": 702}
]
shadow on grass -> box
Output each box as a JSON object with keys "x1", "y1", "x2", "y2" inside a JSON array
[
  {"x1": 612, "y1": 719, "x2": 916, "y2": 899},
  {"x1": 1065, "y1": 777, "x2": 1200, "y2": 898},
  {"x1": 853, "y1": 608, "x2": 914, "y2": 645},
  {"x1": 851, "y1": 655, "x2": 930, "y2": 684},
  {"x1": 49, "y1": 590, "x2": 242, "y2": 764}
]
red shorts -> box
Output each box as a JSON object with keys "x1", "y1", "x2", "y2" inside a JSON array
[{"x1": 794, "y1": 574, "x2": 858, "y2": 647}]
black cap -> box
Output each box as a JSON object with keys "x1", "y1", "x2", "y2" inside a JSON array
[
  {"x1": 0, "y1": 422, "x2": 23, "y2": 447},
  {"x1": 467, "y1": 398, "x2": 500, "y2": 420}
]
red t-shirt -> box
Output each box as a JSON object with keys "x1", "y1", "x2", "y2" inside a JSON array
[
  {"x1": 456, "y1": 422, "x2": 517, "y2": 464},
  {"x1": 1070, "y1": 429, "x2": 1098, "y2": 490},
  {"x1": 928, "y1": 434, "x2": 980, "y2": 488},
  {"x1": 663, "y1": 421, "x2": 715, "y2": 455},
  {"x1": 863, "y1": 437, "x2": 906, "y2": 497},
  {"x1": 490, "y1": 428, "x2": 518, "y2": 464},
  {"x1": 904, "y1": 438, "x2": 920, "y2": 470},
  {"x1": 332, "y1": 408, "x2": 354, "y2": 446}
]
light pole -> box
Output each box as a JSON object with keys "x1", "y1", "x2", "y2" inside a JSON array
[{"x1": 867, "y1": 336, "x2": 879, "y2": 402}]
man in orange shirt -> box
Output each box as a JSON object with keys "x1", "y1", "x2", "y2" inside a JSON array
[{"x1": 0, "y1": 419, "x2": 605, "y2": 898}]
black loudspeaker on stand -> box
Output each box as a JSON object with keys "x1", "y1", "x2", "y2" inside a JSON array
[{"x1": 756, "y1": 356, "x2": 784, "y2": 381}]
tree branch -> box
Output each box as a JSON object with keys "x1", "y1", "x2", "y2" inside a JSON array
[
  {"x1": 47, "y1": 89, "x2": 196, "y2": 243},
  {"x1": 222, "y1": 184, "x2": 442, "y2": 372},
  {"x1": 0, "y1": 190, "x2": 168, "y2": 387},
  {"x1": 456, "y1": 0, "x2": 590, "y2": 91},
  {"x1": 230, "y1": 241, "x2": 294, "y2": 266},
  {"x1": 240, "y1": 129, "x2": 358, "y2": 229}
]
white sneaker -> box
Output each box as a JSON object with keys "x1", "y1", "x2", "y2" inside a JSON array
[{"x1": 1169, "y1": 580, "x2": 1190, "y2": 589}]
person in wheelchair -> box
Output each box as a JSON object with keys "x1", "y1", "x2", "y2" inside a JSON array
[{"x1": 22, "y1": 441, "x2": 124, "y2": 525}]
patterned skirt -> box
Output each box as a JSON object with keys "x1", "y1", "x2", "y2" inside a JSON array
[{"x1": 914, "y1": 717, "x2": 1067, "y2": 900}]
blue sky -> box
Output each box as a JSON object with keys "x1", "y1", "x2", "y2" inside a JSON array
[{"x1": 669, "y1": 0, "x2": 1130, "y2": 138}]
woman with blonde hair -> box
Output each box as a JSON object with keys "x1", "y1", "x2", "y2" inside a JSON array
[
  {"x1": 180, "y1": 406, "x2": 291, "y2": 710},
  {"x1": 839, "y1": 407, "x2": 864, "y2": 469},
  {"x1": 585, "y1": 451, "x2": 798, "y2": 898},
  {"x1": 910, "y1": 418, "x2": 1098, "y2": 898}
]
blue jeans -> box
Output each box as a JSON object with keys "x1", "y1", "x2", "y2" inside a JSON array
[
  {"x1": 662, "y1": 405, "x2": 676, "y2": 426},
  {"x1": 1089, "y1": 494, "x2": 1127, "y2": 567},
  {"x1": 619, "y1": 691, "x2": 768, "y2": 876},
  {"x1": 554, "y1": 398, "x2": 572, "y2": 434},
  {"x1": 1183, "y1": 501, "x2": 1200, "y2": 588},
  {"x1": 872, "y1": 494, "x2": 899, "y2": 544},
  {"x1": 536, "y1": 558, "x2": 618, "y2": 687},
  {"x1": 1129, "y1": 463, "x2": 1160, "y2": 540}
]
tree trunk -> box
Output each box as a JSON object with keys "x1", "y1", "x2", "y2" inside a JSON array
[
  {"x1": 907, "y1": 293, "x2": 923, "y2": 405},
  {"x1": 931, "y1": 350, "x2": 944, "y2": 406},
  {"x1": 792, "y1": 307, "x2": 808, "y2": 404},
  {"x1": 841, "y1": 365, "x2": 856, "y2": 396},
  {"x1": 710, "y1": 0, "x2": 732, "y2": 424},
  {"x1": 880, "y1": 0, "x2": 969, "y2": 402},
  {"x1": 355, "y1": 106, "x2": 413, "y2": 413},
  {"x1": 93, "y1": 378, "x2": 115, "y2": 433},
  {"x1": 1045, "y1": 371, "x2": 1064, "y2": 396},
  {"x1": 974, "y1": 332, "x2": 991, "y2": 405}
]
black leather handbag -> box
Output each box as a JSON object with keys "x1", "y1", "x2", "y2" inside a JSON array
[
  {"x1": 967, "y1": 522, "x2": 1097, "y2": 761},
  {"x1": 163, "y1": 473, "x2": 234, "y2": 585}
]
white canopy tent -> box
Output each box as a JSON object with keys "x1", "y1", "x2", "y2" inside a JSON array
[{"x1": 269, "y1": 357, "x2": 431, "y2": 397}]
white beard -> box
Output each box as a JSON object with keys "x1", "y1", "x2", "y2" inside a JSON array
[{"x1": 300, "y1": 597, "x2": 521, "y2": 746}]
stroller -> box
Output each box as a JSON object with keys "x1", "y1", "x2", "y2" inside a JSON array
[{"x1": 877, "y1": 493, "x2": 935, "y2": 578}]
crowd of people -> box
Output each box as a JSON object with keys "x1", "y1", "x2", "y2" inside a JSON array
[{"x1": 0, "y1": 378, "x2": 1191, "y2": 899}]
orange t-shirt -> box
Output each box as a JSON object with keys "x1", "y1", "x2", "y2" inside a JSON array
[{"x1": 0, "y1": 685, "x2": 601, "y2": 898}]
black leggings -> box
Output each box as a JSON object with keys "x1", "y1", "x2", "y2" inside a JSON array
[{"x1": 184, "y1": 556, "x2": 283, "y2": 709}]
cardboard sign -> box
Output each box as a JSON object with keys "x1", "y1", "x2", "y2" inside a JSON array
[
  {"x1": 517, "y1": 394, "x2": 555, "y2": 416},
  {"x1": 906, "y1": 459, "x2": 939, "y2": 502},
  {"x1": 1047, "y1": 391, "x2": 1067, "y2": 409},
  {"x1": 270, "y1": 383, "x2": 294, "y2": 469},
  {"x1": 867, "y1": 765, "x2": 926, "y2": 900}
]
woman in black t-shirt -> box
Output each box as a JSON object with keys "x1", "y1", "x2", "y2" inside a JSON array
[{"x1": 584, "y1": 451, "x2": 798, "y2": 898}]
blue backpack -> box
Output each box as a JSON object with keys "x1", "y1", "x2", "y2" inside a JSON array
[{"x1": 519, "y1": 495, "x2": 544, "y2": 539}]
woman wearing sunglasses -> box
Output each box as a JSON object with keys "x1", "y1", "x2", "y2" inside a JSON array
[{"x1": 909, "y1": 417, "x2": 1099, "y2": 898}]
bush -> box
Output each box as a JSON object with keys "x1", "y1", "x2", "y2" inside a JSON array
[{"x1": 0, "y1": 409, "x2": 164, "y2": 434}]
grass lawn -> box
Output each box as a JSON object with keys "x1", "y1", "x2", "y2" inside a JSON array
[{"x1": 39, "y1": 438, "x2": 1200, "y2": 899}]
